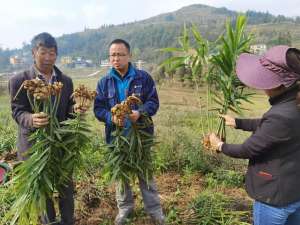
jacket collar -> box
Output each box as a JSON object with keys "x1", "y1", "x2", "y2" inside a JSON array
[
  {"x1": 269, "y1": 84, "x2": 298, "y2": 105},
  {"x1": 28, "y1": 65, "x2": 63, "y2": 81},
  {"x1": 108, "y1": 63, "x2": 140, "y2": 80}
]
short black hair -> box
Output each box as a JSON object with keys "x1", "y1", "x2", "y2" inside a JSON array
[
  {"x1": 31, "y1": 32, "x2": 57, "y2": 53},
  {"x1": 109, "y1": 39, "x2": 130, "y2": 53}
]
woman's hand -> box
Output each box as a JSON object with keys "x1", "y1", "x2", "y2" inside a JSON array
[
  {"x1": 208, "y1": 133, "x2": 223, "y2": 152},
  {"x1": 219, "y1": 114, "x2": 236, "y2": 128}
]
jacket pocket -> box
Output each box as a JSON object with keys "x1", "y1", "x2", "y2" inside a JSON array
[
  {"x1": 133, "y1": 84, "x2": 143, "y2": 97},
  {"x1": 251, "y1": 170, "x2": 279, "y2": 204},
  {"x1": 107, "y1": 88, "x2": 116, "y2": 107}
]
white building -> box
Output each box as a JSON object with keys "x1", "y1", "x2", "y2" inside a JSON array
[{"x1": 250, "y1": 44, "x2": 267, "y2": 55}]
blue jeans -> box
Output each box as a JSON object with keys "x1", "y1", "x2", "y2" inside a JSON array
[{"x1": 254, "y1": 200, "x2": 300, "y2": 225}]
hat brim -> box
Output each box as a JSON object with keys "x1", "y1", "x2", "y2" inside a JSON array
[{"x1": 236, "y1": 53, "x2": 283, "y2": 90}]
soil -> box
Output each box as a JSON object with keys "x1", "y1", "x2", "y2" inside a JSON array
[{"x1": 74, "y1": 171, "x2": 250, "y2": 225}]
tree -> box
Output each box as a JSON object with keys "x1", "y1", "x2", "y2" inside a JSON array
[{"x1": 267, "y1": 31, "x2": 292, "y2": 47}]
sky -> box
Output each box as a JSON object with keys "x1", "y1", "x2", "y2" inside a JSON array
[{"x1": 1, "y1": 0, "x2": 300, "y2": 49}]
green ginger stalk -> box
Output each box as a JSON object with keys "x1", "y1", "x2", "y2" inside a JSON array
[
  {"x1": 103, "y1": 96, "x2": 154, "y2": 192},
  {"x1": 2, "y1": 81, "x2": 94, "y2": 225}
]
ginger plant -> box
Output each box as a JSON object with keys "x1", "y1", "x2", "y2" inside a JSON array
[
  {"x1": 102, "y1": 95, "x2": 155, "y2": 192},
  {"x1": 2, "y1": 81, "x2": 95, "y2": 225},
  {"x1": 208, "y1": 15, "x2": 253, "y2": 143},
  {"x1": 161, "y1": 15, "x2": 254, "y2": 152}
]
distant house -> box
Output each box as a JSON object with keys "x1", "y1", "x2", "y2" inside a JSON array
[
  {"x1": 60, "y1": 56, "x2": 94, "y2": 68},
  {"x1": 9, "y1": 56, "x2": 24, "y2": 65},
  {"x1": 60, "y1": 56, "x2": 73, "y2": 65},
  {"x1": 85, "y1": 59, "x2": 93, "y2": 65},
  {"x1": 250, "y1": 44, "x2": 267, "y2": 55}
]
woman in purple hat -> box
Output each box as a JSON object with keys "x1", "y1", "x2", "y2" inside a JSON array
[{"x1": 209, "y1": 45, "x2": 300, "y2": 225}]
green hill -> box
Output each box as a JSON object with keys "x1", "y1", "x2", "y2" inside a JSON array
[{"x1": 54, "y1": 4, "x2": 300, "y2": 62}]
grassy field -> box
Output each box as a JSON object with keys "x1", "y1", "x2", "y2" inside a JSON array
[{"x1": 0, "y1": 70, "x2": 270, "y2": 224}]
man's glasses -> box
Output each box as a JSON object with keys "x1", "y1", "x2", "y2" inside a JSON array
[{"x1": 109, "y1": 53, "x2": 128, "y2": 58}]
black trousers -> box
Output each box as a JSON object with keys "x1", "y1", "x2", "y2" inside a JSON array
[{"x1": 42, "y1": 180, "x2": 74, "y2": 225}]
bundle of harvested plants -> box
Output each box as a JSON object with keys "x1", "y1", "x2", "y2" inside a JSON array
[
  {"x1": 2, "y1": 80, "x2": 95, "y2": 225},
  {"x1": 103, "y1": 95, "x2": 155, "y2": 191}
]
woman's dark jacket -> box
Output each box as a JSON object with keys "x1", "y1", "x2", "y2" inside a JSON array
[{"x1": 222, "y1": 86, "x2": 300, "y2": 206}]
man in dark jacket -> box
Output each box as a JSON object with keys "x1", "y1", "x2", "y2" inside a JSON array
[
  {"x1": 94, "y1": 39, "x2": 165, "y2": 225},
  {"x1": 209, "y1": 45, "x2": 300, "y2": 225},
  {"x1": 9, "y1": 32, "x2": 76, "y2": 225}
]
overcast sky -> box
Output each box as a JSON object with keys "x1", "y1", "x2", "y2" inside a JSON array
[{"x1": 1, "y1": 0, "x2": 300, "y2": 49}]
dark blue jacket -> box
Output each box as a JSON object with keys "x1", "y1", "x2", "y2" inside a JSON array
[{"x1": 94, "y1": 66, "x2": 159, "y2": 143}]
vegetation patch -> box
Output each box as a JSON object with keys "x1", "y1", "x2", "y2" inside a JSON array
[{"x1": 185, "y1": 189, "x2": 251, "y2": 225}]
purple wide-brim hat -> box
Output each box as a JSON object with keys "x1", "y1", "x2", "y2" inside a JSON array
[{"x1": 236, "y1": 45, "x2": 300, "y2": 90}]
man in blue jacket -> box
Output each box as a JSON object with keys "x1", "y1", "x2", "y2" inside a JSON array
[{"x1": 94, "y1": 39, "x2": 165, "y2": 225}]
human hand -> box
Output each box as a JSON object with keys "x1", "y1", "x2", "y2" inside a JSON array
[
  {"x1": 219, "y1": 114, "x2": 236, "y2": 128},
  {"x1": 74, "y1": 104, "x2": 88, "y2": 114},
  {"x1": 31, "y1": 112, "x2": 49, "y2": 128},
  {"x1": 112, "y1": 114, "x2": 125, "y2": 127},
  {"x1": 208, "y1": 133, "x2": 223, "y2": 152},
  {"x1": 129, "y1": 110, "x2": 140, "y2": 123}
]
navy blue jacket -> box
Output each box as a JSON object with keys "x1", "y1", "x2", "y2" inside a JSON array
[{"x1": 94, "y1": 67, "x2": 159, "y2": 143}]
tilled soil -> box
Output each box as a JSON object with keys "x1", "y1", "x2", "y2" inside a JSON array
[{"x1": 74, "y1": 171, "x2": 250, "y2": 225}]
